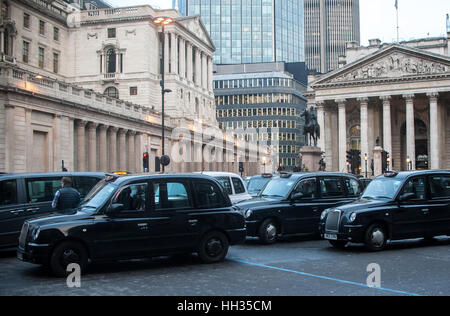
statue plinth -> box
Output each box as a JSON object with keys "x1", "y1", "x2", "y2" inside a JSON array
[
  {"x1": 300, "y1": 146, "x2": 323, "y2": 172},
  {"x1": 373, "y1": 146, "x2": 384, "y2": 177}
]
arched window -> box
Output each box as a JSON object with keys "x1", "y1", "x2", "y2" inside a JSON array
[
  {"x1": 106, "y1": 48, "x2": 116, "y2": 73},
  {"x1": 104, "y1": 87, "x2": 119, "y2": 99}
]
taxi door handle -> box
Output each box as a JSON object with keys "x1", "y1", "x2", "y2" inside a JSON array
[
  {"x1": 11, "y1": 210, "x2": 25, "y2": 215},
  {"x1": 27, "y1": 208, "x2": 40, "y2": 213},
  {"x1": 188, "y1": 219, "x2": 198, "y2": 226},
  {"x1": 421, "y1": 208, "x2": 430, "y2": 213},
  {"x1": 137, "y1": 223, "x2": 149, "y2": 230}
]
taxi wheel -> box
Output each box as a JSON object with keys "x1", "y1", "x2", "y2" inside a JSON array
[
  {"x1": 258, "y1": 219, "x2": 279, "y2": 245},
  {"x1": 364, "y1": 224, "x2": 387, "y2": 252},
  {"x1": 197, "y1": 231, "x2": 229, "y2": 264},
  {"x1": 50, "y1": 241, "x2": 88, "y2": 277}
]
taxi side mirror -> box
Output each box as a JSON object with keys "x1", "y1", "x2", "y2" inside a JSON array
[
  {"x1": 398, "y1": 193, "x2": 415, "y2": 202},
  {"x1": 107, "y1": 203, "x2": 124, "y2": 216},
  {"x1": 291, "y1": 192, "x2": 304, "y2": 201}
]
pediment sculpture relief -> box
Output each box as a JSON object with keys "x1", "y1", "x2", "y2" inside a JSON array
[{"x1": 330, "y1": 53, "x2": 449, "y2": 83}]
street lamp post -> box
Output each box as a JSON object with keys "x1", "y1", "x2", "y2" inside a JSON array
[
  {"x1": 364, "y1": 153, "x2": 368, "y2": 178},
  {"x1": 154, "y1": 16, "x2": 174, "y2": 173}
]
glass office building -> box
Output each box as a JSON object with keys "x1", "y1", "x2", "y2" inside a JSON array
[
  {"x1": 173, "y1": 0, "x2": 305, "y2": 65},
  {"x1": 304, "y1": 0, "x2": 360, "y2": 73},
  {"x1": 214, "y1": 62, "x2": 307, "y2": 170},
  {"x1": 447, "y1": 14, "x2": 450, "y2": 33}
]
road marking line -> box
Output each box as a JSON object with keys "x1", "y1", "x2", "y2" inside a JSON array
[{"x1": 229, "y1": 258, "x2": 422, "y2": 296}]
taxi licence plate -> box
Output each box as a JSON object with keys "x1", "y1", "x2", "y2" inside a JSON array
[{"x1": 324, "y1": 234, "x2": 338, "y2": 240}]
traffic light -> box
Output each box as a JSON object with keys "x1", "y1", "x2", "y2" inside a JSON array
[
  {"x1": 346, "y1": 151, "x2": 352, "y2": 166},
  {"x1": 239, "y1": 162, "x2": 244, "y2": 174},
  {"x1": 142, "y1": 152, "x2": 149, "y2": 172}
]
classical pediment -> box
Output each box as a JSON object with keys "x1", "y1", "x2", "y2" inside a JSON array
[
  {"x1": 311, "y1": 45, "x2": 450, "y2": 86},
  {"x1": 176, "y1": 16, "x2": 215, "y2": 51}
]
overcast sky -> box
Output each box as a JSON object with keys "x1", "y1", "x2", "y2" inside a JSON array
[{"x1": 107, "y1": 0, "x2": 449, "y2": 45}]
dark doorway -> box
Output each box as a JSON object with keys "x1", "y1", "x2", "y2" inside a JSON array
[{"x1": 400, "y1": 119, "x2": 428, "y2": 170}]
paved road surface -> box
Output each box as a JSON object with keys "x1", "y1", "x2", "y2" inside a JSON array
[{"x1": 1, "y1": 237, "x2": 449, "y2": 296}]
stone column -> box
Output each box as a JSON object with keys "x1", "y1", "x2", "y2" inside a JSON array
[
  {"x1": 404, "y1": 94, "x2": 416, "y2": 170},
  {"x1": 428, "y1": 92, "x2": 440, "y2": 169},
  {"x1": 337, "y1": 99, "x2": 347, "y2": 173},
  {"x1": 179, "y1": 37, "x2": 186, "y2": 78},
  {"x1": 108, "y1": 127, "x2": 118, "y2": 172},
  {"x1": 118, "y1": 129, "x2": 127, "y2": 171},
  {"x1": 98, "y1": 125, "x2": 108, "y2": 171},
  {"x1": 0, "y1": 32, "x2": 4, "y2": 54},
  {"x1": 87, "y1": 122, "x2": 98, "y2": 172},
  {"x1": 316, "y1": 101, "x2": 325, "y2": 152},
  {"x1": 171, "y1": 33, "x2": 178, "y2": 75},
  {"x1": 202, "y1": 53, "x2": 207, "y2": 89},
  {"x1": 135, "y1": 132, "x2": 143, "y2": 173},
  {"x1": 195, "y1": 48, "x2": 201, "y2": 87},
  {"x1": 76, "y1": 120, "x2": 87, "y2": 171},
  {"x1": 207, "y1": 56, "x2": 213, "y2": 91},
  {"x1": 186, "y1": 42, "x2": 193, "y2": 83},
  {"x1": 164, "y1": 31, "x2": 170, "y2": 75},
  {"x1": 5, "y1": 104, "x2": 15, "y2": 172},
  {"x1": 127, "y1": 131, "x2": 136, "y2": 172},
  {"x1": 359, "y1": 97, "x2": 369, "y2": 176},
  {"x1": 381, "y1": 96, "x2": 392, "y2": 160}
]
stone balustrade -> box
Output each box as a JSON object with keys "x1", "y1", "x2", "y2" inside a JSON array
[{"x1": 0, "y1": 65, "x2": 162, "y2": 126}]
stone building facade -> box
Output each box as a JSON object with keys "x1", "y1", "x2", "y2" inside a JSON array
[
  {"x1": 306, "y1": 36, "x2": 450, "y2": 175},
  {"x1": 0, "y1": 0, "x2": 259, "y2": 175}
]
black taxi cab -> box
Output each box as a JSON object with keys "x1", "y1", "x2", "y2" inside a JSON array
[
  {"x1": 236, "y1": 172, "x2": 363, "y2": 244},
  {"x1": 17, "y1": 174, "x2": 246, "y2": 276},
  {"x1": 0, "y1": 172, "x2": 105, "y2": 249},
  {"x1": 319, "y1": 170, "x2": 450, "y2": 251}
]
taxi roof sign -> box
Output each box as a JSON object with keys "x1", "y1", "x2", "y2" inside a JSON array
[{"x1": 384, "y1": 171, "x2": 399, "y2": 177}]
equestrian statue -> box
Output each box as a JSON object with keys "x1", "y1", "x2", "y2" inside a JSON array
[{"x1": 300, "y1": 106, "x2": 321, "y2": 147}]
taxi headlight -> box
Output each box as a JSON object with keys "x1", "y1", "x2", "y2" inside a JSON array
[
  {"x1": 349, "y1": 213, "x2": 357, "y2": 223},
  {"x1": 31, "y1": 226, "x2": 41, "y2": 241},
  {"x1": 245, "y1": 209, "x2": 253, "y2": 218},
  {"x1": 320, "y1": 209, "x2": 330, "y2": 221}
]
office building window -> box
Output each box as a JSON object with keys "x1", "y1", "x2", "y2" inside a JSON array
[
  {"x1": 53, "y1": 53, "x2": 59, "y2": 73},
  {"x1": 23, "y1": 13, "x2": 30, "y2": 29},
  {"x1": 38, "y1": 47, "x2": 44, "y2": 68},
  {"x1": 22, "y1": 41, "x2": 29, "y2": 63},
  {"x1": 130, "y1": 87, "x2": 138, "y2": 96},
  {"x1": 108, "y1": 28, "x2": 116, "y2": 38},
  {"x1": 54, "y1": 27, "x2": 59, "y2": 41},
  {"x1": 39, "y1": 20, "x2": 45, "y2": 36}
]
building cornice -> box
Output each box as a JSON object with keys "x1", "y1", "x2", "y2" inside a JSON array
[
  {"x1": 15, "y1": 0, "x2": 69, "y2": 25},
  {"x1": 311, "y1": 73, "x2": 450, "y2": 90}
]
